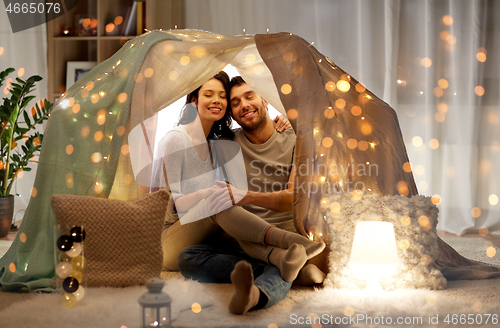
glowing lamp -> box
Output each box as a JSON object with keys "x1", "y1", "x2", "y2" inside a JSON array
[
  {"x1": 349, "y1": 221, "x2": 399, "y2": 289},
  {"x1": 139, "y1": 278, "x2": 172, "y2": 327}
]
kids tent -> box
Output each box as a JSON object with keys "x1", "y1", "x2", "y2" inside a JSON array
[{"x1": 0, "y1": 30, "x2": 496, "y2": 291}]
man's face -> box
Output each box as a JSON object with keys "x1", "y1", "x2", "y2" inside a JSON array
[{"x1": 230, "y1": 83, "x2": 268, "y2": 132}]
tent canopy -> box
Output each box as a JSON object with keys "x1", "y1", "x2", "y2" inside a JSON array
[{"x1": 0, "y1": 30, "x2": 415, "y2": 291}]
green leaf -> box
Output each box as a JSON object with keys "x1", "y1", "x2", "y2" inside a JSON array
[
  {"x1": 21, "y1": 96, "x2": 36, "y2": 109},
  {"x1": 23, "y1": 111, "x2": 31, "y2": 126}
]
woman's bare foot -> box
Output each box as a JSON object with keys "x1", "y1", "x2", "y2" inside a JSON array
[
  {"x1": 229, "y1": 261, "x2": 261, "y2": 315},
  {"x1": 269, "y1": 244, "x2": 308, "y2": 282}
]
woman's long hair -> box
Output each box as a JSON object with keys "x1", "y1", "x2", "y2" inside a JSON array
[{"x1": 177, "y1": 71, "x2": 234, "y2": 140}]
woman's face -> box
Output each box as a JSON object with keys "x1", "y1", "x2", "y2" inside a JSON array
[{"x1": 195, "y1": 78, "x2": 227, "y2": 123}]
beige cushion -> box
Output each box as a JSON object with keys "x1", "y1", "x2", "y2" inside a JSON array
[
  {"x1": 51, "y1": 190, "x2": 170, "y2": 287},
  {"x1": 323, "y1": 192, "x2": 447, "y2": 290}
]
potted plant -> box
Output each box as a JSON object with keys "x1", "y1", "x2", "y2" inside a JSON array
[{"x1": 0, "y1": 67, "x2": 52, "y2": 237}]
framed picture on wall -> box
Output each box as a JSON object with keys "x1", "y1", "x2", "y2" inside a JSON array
[{"x1": 66, "y1": 61, "x2": 97, "y2": 89}]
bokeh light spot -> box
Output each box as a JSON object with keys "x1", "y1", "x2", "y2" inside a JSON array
[
  {"x1": 433, "y1": 87, "x2": 443, "y2": 97},
  {"x1": 475, "y1": 86, "x2": 485, "y2": 96},
  {"x1": 418, "y1": 215, "x2": 429, "y2": 227},
  {"x1": 361, "y1": 124, "x2": 372, "y2": 135},
  {"x1": 283, "y1": 52, "x2": 293, "y2": 61},
  {"x1": 397, "y1": 181, "x2": 409, "y2": 196},
  {"x1": 435, "y1": 112, "x2": 445, "y2": 122},
  {"x1": 400, "y1": 215, "x2": 411, "y2": 226},
  {"x1": 477, "y1": 52, "x2": 487, "y2": 62},
  {"x1": 337, "y1": 80, "x2": 350, "y2": 92},
  {"x1": 20, "y1": 233, "x2": 27, "y2": 243},
  {"x1": 489, "y1": 194, "x2": 499, "y2": 205},
  {"x1": 412, "y1": 136, "x2": 423, "y2": 147},
  {"x1": 177, "y1": 56, "x2": 190, "y2": 66},
  {"x1": 355, "y1": 83, "x2": 366, "y2": 93},
  {"x1": 347, "y1": 138, "x2": 357, "y2": 149},
  {"x1": 325, "y1": 81, "x2": 335, "y2": 92},
  {"x1": 351, "y1": 190, "x2": 363, "y2": 200},
  {"x1": 114, "y1": 16, "x2": 123, "y2": 25},
  {"x1": 123, "y1": 174, "x2": 133, "y2": 185},
  {"x1": 447, "y1": 35, "x2": 457, "y2": 45},
  {"x1": 351, "y1": 106, "x2": 362, "y2": 116},
  {"x1": 144, "y1": 68, "x2": 154, "y2": 78},
  {"x1": 471, "y1": 207, "x2": 481, "y2": 218},
  {"x1": 431, "y1": 194, "x2": 441, "y2": 205},
  {"x1": 72, "y1": 103, "x2": 80, "y2": 114},
  {"x1": 403, "y1": 162, "x2": 412, "y2": 172},
  {"x1": 344, "y1": 307, "x2": 355, "y2": 316},
  {"x1": 135, "y1": 73, "x2": 144, "y2": 82},
  {"x1": 66, "y1": 144, "x2": 74, "y2": 155},
  {"x1": 438, "y1": 79, "x2": 449, "y2": 89},
  {"x1": 94, "y1": 131, "x2": 103, "y2": 142},
  {"x1": 358, "y1": 140, "x2": 368, "y2": 151},
  {"x1": 281, "y1": 84, "x2": 292, "y2": 95},
  {"x1": 414, "y1": 165, "x2": 425, "y2": 176},
  {"x1": 121, "y1": 144, "x2": 130, "y2": 155},
  {"x1": 324, "y1": 107, "x2": 335, "y2": 119},
  {"x1": 91, "y1": 152, "x2": 102, "y2": 163},
  {"x1": 118, "y1": 93, "x2": 127, "y2": 103},
  {"x1": 169, "y1": 71, "x2": 178, "y2": 81},
  {"x1": 81, "y1": 126, "x2": 90, "y2": 137},
  {"x1": 479, "y1": 226, "x2": 489, "y2": 236},
  {"x1": 429, "y1": 139, "x2": 440, "y2": 149},
  {"x1": 421, "y1": 57, "x2": 432, "y2": 67},
  {"x1": 287, "y1": 109, "x2": 297, "y2": 120},
  {"x1": 335, "y1": 98, "x2": 346, "y2": 109},
  {"x1": 443, "y1": 15, "x2": 453, "y2": 25},
  {"x1": 18, "y1": 68, "x2": 25, "y2": 77},
  {"x1": 400, "y1": 239, "x2": 410, "y2": 250},
  {"x1": 245, "y1": 54, "x2": 256, "y2": 63},
  {"x1": 191, "y1": 303, "x2": 201, "y2": 313},
  {"x1": 421, "y1": 255, "x2": 432, "y2": 266},
  {"x1": 322, "y1": 137, "x2": 333, "y2": 148},
  {"x1": 486, "y1": 247, "x2": 496, "y2": 258},
  {"x1": 438, "y1": 102, "x2": 448, "y2": 113},
  {"x1": 31, "y1": 187, "x2": 37, "y2": 197},
  {"x1": 116, "y1": 126, "x2": 126, "y2": 136},
  {"x1": 97, "y1": 109, "x2": 106, "y2": 125},
  {"x1": 9, "y1": 263, "x2": 16, "y2": 272}
]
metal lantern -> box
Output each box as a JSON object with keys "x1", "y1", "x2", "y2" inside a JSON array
[{"x1": 138, "y1": 278, "x2": 172, "y2": 328}]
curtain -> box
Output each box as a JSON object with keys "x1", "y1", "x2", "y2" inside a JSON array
[
  {"x1": 0, "y1": 9, "x2": 48, "y2": 220},
  {"x1": 185, "y1": 0, "x2": 500, "y2": 235}
]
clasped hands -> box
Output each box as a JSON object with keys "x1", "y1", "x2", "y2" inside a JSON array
[{"x1": 205, "y1": 180, "x2": 247, "y2": 213}]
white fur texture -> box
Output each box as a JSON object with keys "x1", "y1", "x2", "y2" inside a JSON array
[{"x1": 322, "y1": 192, "x2": 447, "y2": 290}]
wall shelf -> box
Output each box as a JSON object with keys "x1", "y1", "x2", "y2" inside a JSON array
[{"x1": 47, "y1": 0, "x2": 185, "y2": 102}]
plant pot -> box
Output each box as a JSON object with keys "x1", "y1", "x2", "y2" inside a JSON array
[{"x1": 0, "y1": 195, "x2": 14, "y2": 238}]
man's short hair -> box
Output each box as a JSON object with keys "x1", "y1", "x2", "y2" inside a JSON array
[{"x1": 229, "y1": 76, "x2": 246, "y2": 90}]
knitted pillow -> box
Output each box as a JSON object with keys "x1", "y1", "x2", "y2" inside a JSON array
[
  {"x1": 322, "y1": 192, "x2": 447, "y2": 290},
  {"x1": 51, "y1": 190, "x2": 170, "y2": 287}
]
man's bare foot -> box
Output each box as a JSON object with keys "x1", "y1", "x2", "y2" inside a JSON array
[
  {"x1": 229, "y1": 261, "x2": 261, "y2": 315},
  {"x1": 293, "y1": 264, "x2": 326, "y2": 286}
]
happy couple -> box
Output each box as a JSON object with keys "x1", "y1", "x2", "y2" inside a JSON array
[{"x1": 154, "y1": 72, "x2": 326, "y2": 314}]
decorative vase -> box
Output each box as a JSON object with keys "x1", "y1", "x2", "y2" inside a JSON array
[{"x1": 0, "y1": 195, "x2": 14, "y2": 238}]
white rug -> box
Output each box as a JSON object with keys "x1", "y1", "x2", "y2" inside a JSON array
[{"x1": 0, "y1": 238, "x2": 499, "y2": 328}]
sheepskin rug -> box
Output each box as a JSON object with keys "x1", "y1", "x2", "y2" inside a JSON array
[{"x1": 0, "y1": 238, "x2": 499, "y2": 328}]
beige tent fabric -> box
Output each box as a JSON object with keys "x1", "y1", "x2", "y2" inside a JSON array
[{"x1": 1, "y1": 30, "x2": 497, "y2": 292}]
